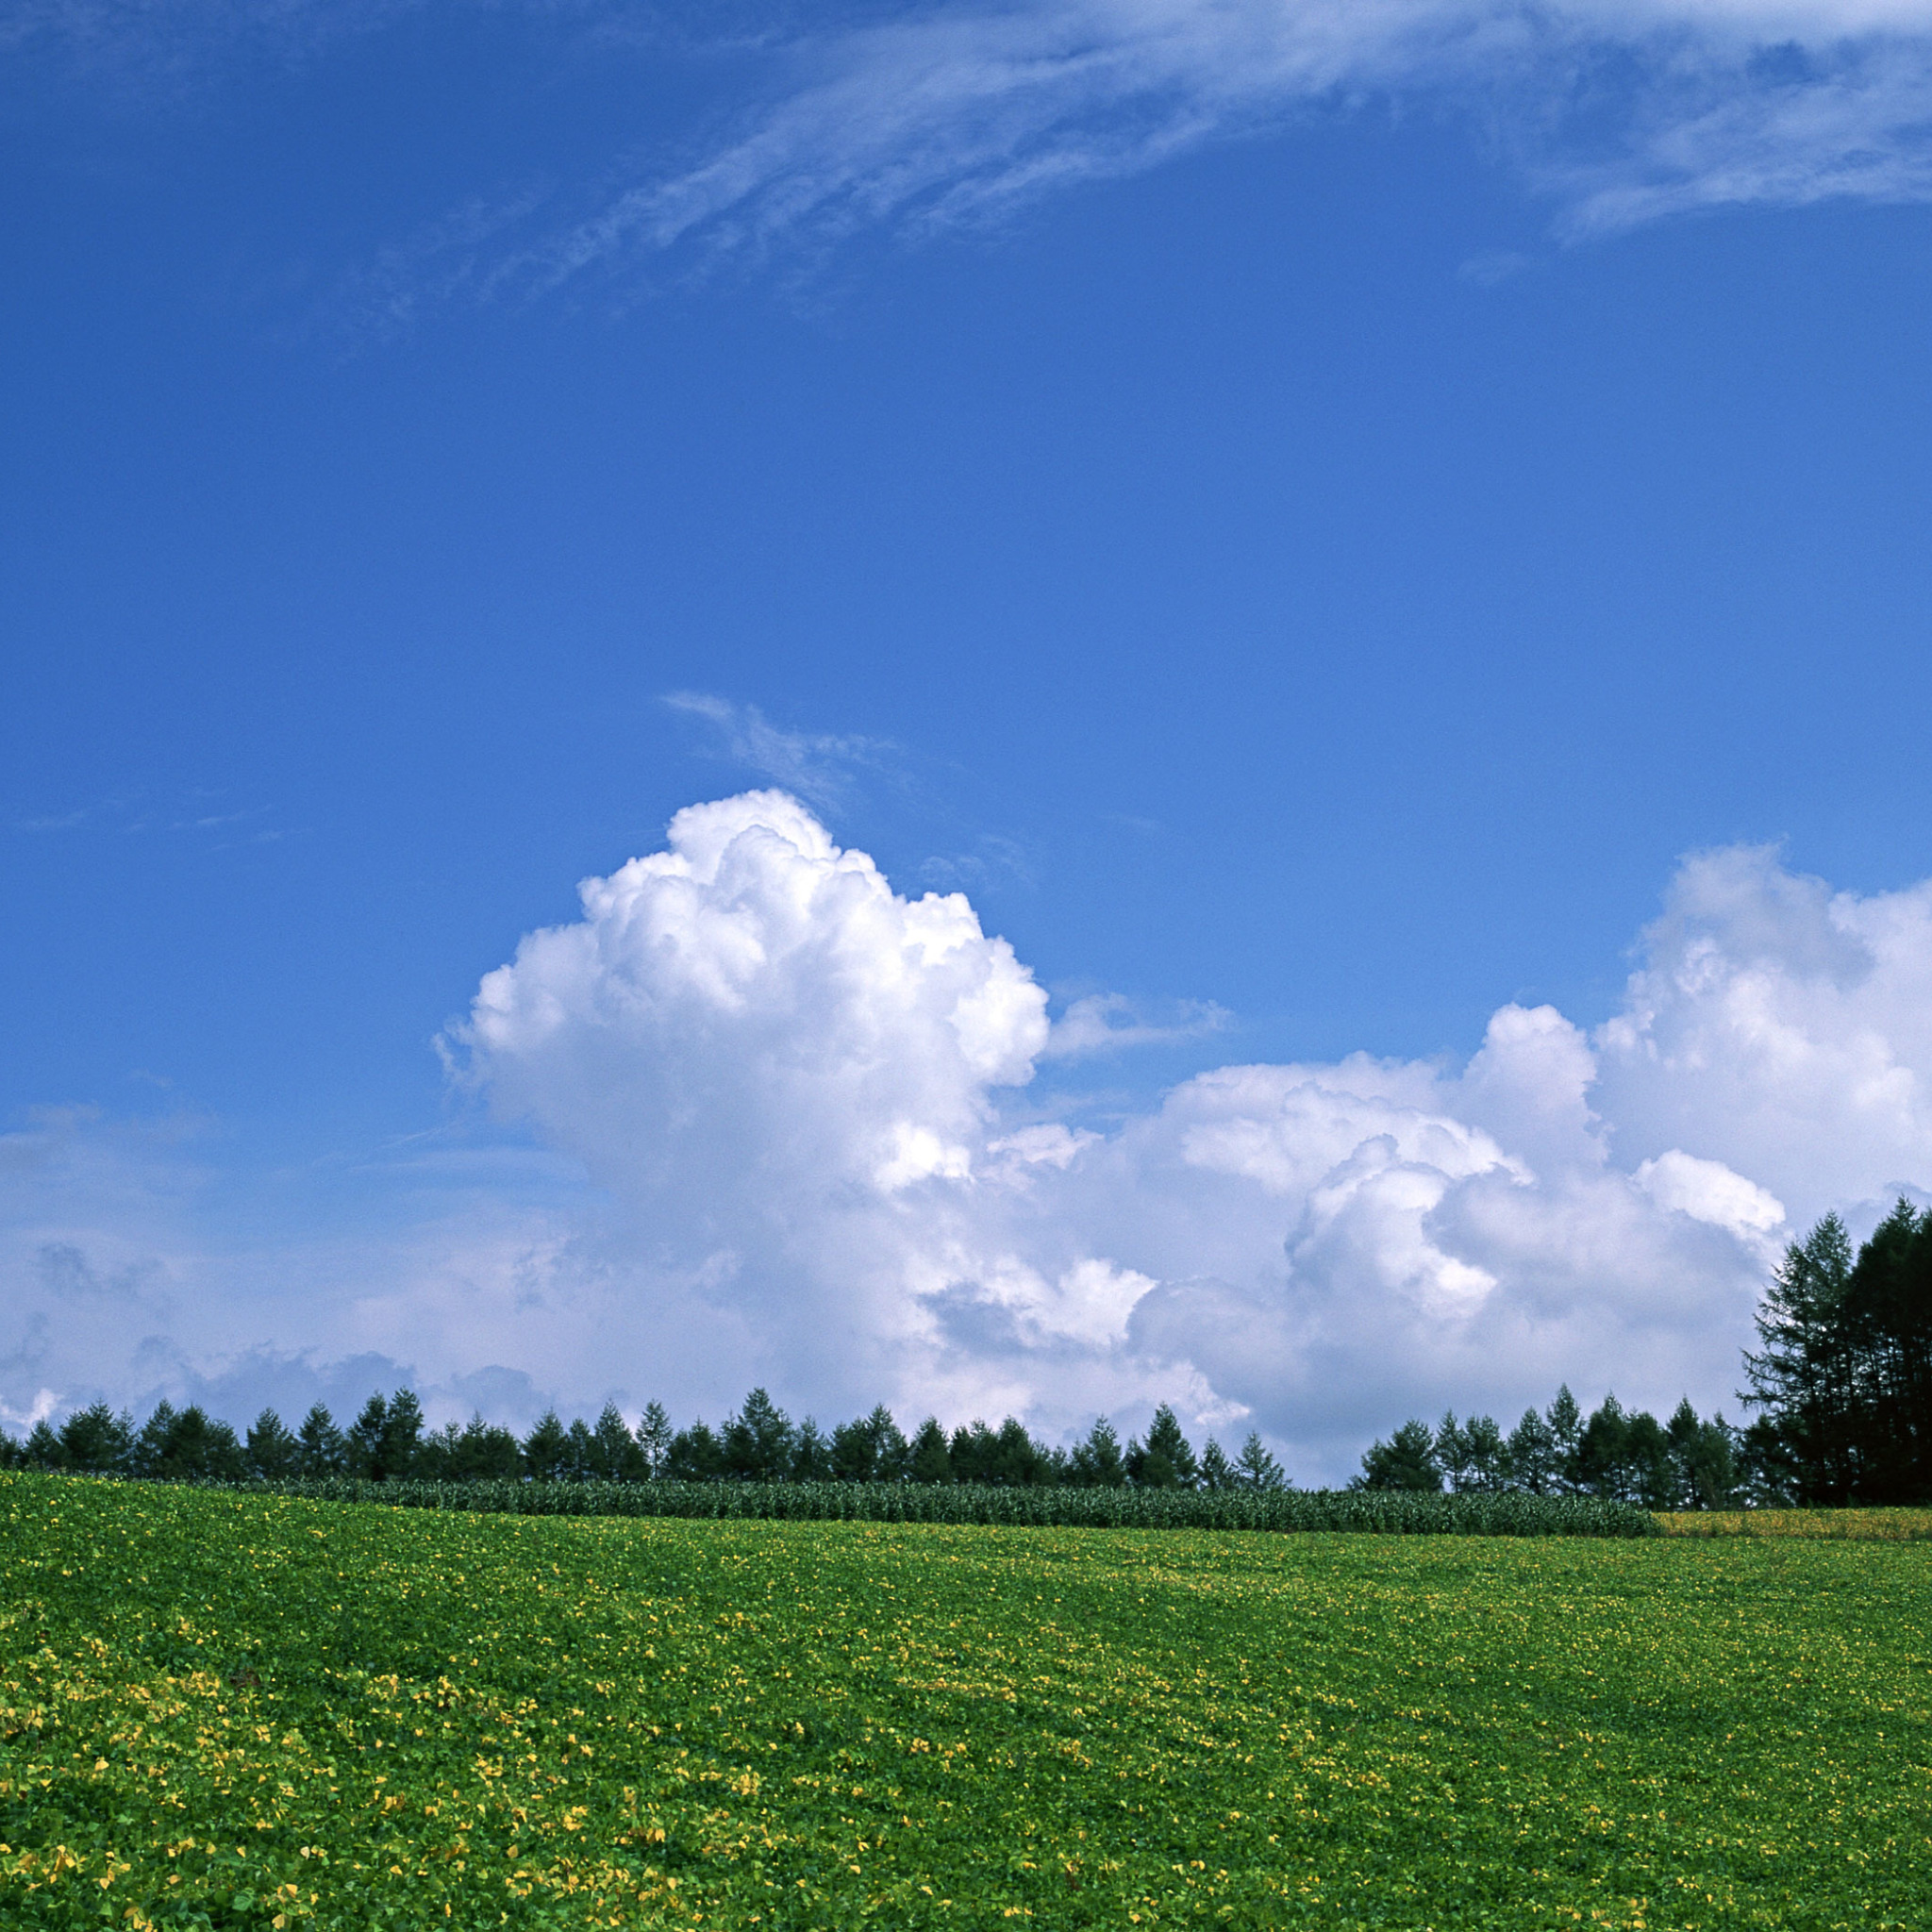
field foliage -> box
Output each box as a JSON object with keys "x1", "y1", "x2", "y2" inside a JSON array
[
  {"x1": 221, "y1": 1478, "x2": 1660, "y2": 1538},
  {"x1": 1658, "y1": 1507, "x2": 1932, "y2": 1540},
  {"x1": 3, "y1": 1474, "x2": 1929, "y2": 1929}
]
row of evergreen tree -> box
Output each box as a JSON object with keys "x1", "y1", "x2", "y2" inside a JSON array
[
  {"x1": 0, "y1": 1381, "x2": 1752, "y2": 1506},
  {"x1": 1353, "y1": 1388, "x2": 1745, "y2": 1509},
  {"x1": 0, "y1": 1388, "x2": 1291, "y2": 1492}
]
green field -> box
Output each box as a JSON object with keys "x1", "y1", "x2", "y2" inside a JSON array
[{"x1": 2, "y1": 1476, "x2": 1928, "y2": 1929}]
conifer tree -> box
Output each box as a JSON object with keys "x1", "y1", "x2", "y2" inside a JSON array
[
  {"x1": 665, "y1": 1418, "x2": 725, "y2": 1481},
  {"x1": 1434, "y1": 1412, "x2": 1474, "y2": 1491},
  {"x1": 1666, "y1": 1397, "x2": 1739, "y2": 1509},
  {"x1": 522, "y1": 1409, "x2": 570, "y2": 1482},
  {"x1": 990, "y1": 1416, "x2": 1048, "y2": 1486},
  {"x1": 724, "y1": 1389, "x2": 796, "y2": 1481},
  {"x1": 201, "y1": 1411, "x2": 248, "y2": 1481},
  {"x1": 828, "y1": 1406, "x2": 908, "y2": 1482},
  {"x1": 868, "y1": 1406, "x2": 911, "y2": 1481},
  {"x1": 1846, "y1": 1200, "x2": 1932, "y2": 1498},
  {"x1": 635, "y1": 1401, "x2": 673, "y2": 1479},
  {"x1": 1504, "y1": 1407, "x2": 1558, "y2": 1493},
  {"x1": 1460, "y1": 1414, "x2": 1507, "y2": 1491},
  {"x1": 1624, "y1": 1407, "x2": 1674, "y2": 1509},
  {"x1": 1197, "y1": 1437, "x2": 1236, "y2": 1491},
  {"x1": 1353, "y1": 1419, "x2": 1440, "y2": 1491},
  {"x1": 908, "y1": 1416, "x2": 952, "y2": 1484},
  {"x1": 1741, "y1": 1214, "x2": 1857, "y2": 1499},
  {"x1": 418, "y1": 1419, "x2": 461, "y2": 1480},
  {"x1": 296, "y1": 1403, "x2": 348, "y2": 1476},
  {"x1": 451, "y1": 1415, "x2": 522, "y2": 1480},
  {"x1": 590, "y1": 1401, "x2": 643, "y2": 1481},
  {"x1": 1575, "y1": 1394, "x2": 1631, "y2": 1500},
  {"x1": 562, "y1": 1417, "x2": 597, "y2": 1481},
  {"x1": 1127, "y1": 1404, "x2": 1199, "y2": 1489},
  {"x1": 791, "y1": 1416, "x2": 833, "y2": 1481},
  {"x1": 346, "y1": 1394, "x2": 390, "y2": 1479},
  {"x1": 1568, "y1": 1392, "x2": 1677, "y2": 1507},
  {"x1": 829, "y1": 1414, "x2": 879, "y2": 1481},
  {"x1": 132, "y1": 1402, "x2": 178, "y2": 1478},
  {"x1": 1234, "y1": 1430, "x2": 1288, "y2": 1491},
  {"x1": 380, "y1": 1390, "x2": 425, "y2": 1481},
  {"x1": 1068, "y1": 1416, "x2": 1126, "y2": 1488},
  {"x1": 58, "y1": 1402, "x2": 133, "y2": 1474},
  {"x1": 1544, "y1": 1385, "x2": 1584, "y2": 1492},
  {"x1": 25, "y1": 1418, "x2": 64, "y2": 1469},
  {"x1": 1740, "y1": 1204, "x2": 1932, "y2": 1503},
  {"x1": 947, "y1": 1421, "x2": 992, "y2": 1483},
  {"x1": 245, "y1": 1407, "x2": 300, "y2": 1481},
  {"x1": 132, "y1": 1403, "x2": 244, "y2": 1481}
]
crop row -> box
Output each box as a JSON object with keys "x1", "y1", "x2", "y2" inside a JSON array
[
  {"x1": 213, "y1": 1474, "x2": 1660, "y2": 1534},
  {"x1": 1657, "y1": 1505, "x2": 1932, "y2": 1538}
]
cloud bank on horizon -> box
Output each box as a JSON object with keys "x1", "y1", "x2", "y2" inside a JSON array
[{"x1": 8, "y1": 790, "x2": 1927, "y2": 1479}]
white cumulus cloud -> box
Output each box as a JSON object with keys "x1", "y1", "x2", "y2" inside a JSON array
[
  {"x1": 1596, "y1": 843, "x2": 1932, "y2": 1221},
  {"x1": 438, "y1": 792, "x2": 1932, "y2": 1475},
  {"x1": 451, "y1": 789, "x2": 1057, "y2": 1420}
]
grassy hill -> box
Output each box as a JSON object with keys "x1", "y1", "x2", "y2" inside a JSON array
[{"x1": 2, "y1": 1474, "x2": 1928, "y2": 1927}]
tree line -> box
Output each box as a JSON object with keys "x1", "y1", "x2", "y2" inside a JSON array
[
  {"x1": 0, "y1": 1389, "x2": 1291, "y2": 1493},
  {"x1": 1351, "y1": 1387, "x2": 1743, "y2": 1508},
  {"x1": 6, "y1": 1198, "x2": 1922, "y2": 1505}
]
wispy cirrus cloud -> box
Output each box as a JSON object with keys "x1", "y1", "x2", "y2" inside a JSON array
[
  {"x1": 9, "y1": 788, "x2": 283, "y2": 845},
  {"x1": 19, "y1": 4, "x2": 1932, "y2": 304},
  {"x1": 1547, "y1": 25, "x2": 1932, "y2": 231},
  {"x1": 1041, "y1": 991, "x2": 1231, "y2": 1059},
  {"x1": 663, "y1": 691, "x2": 897, "y2": 806},
  {"x1": 504, "y1": 0, "x2": 1932, "y2": 291}
]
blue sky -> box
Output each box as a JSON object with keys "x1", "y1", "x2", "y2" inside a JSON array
[{"x1": 5, "y1": 1, "x2": 1932, "y2": 1474}]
